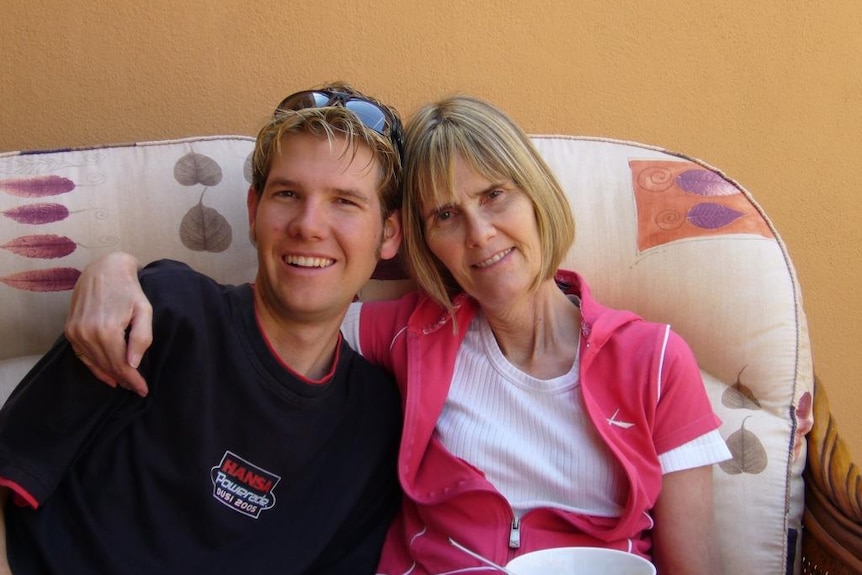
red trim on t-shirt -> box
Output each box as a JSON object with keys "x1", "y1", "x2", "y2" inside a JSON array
[
  {"x1": 251, "y1": 283, "x2": 341, "y2": 385},
  {"x1": 0, "y1": 476, "x2": 39, "y2": 509}
]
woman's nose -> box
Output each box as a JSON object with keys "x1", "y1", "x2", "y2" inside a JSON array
[{"x1": 465, "y1": 213, "x2": 495, "y2": 247}]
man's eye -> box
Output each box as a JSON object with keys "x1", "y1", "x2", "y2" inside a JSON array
[{"x1": 274, "y1": 189, "x2": 296, "y2": 198}]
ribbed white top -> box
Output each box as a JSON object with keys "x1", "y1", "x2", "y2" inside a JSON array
[{"x1": 436, "y1": 311, "x2": 626, "y2": 518}]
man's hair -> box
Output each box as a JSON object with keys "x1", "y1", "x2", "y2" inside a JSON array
[
  {"x1": 401, "y1": 95, "x2": 575, "y2": 314},
  {"x1": 250, "y1": 82, "x2": 403, "y2": 219}
]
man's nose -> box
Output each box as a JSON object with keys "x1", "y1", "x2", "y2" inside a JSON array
[{"x1": 288, "y1": 199, "x2": 328, "y2": 239}]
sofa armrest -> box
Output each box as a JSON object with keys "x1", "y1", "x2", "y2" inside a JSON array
[{"x1": 802, "y1": 375, "x2": 862, "y2": 573}]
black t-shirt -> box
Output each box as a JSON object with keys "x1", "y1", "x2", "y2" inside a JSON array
[{"x1": 0, "y1": 260, "x2": 402, "y2": 574}]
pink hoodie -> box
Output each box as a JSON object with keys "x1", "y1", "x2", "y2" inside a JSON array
[{"x1": 356, "y1": 271, "x2": 721, "y2": 574}]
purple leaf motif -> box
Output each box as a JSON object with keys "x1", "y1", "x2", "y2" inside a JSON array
[
  {"x1": 2, "y1": 203, "x2": 70, "y2": 225},
  {"x1": 174, "y1": 153, "x2": 223, "y2": 187},
  {"x1": 686, "y1": 202, "x2": 744, "y2": 230},
  {"x1": 676, "y1": 169, "x2": 738, "y2": 197},
  {"x1": 0, "y1": 175, "x2": 76, "y2": 197},
  {"x1": 0, "y1": 267, "x2": 81, "y2": 292},
  {"x1": 1, "y1": 234, "x2": 77, "y2": 259}
]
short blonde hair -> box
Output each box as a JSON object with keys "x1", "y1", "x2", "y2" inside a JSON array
[
  {"x1": 251, "y1": 83, "x2": 403, "y2": 218},
  {"x1": 402, "y1": 95, "x2": 575, "y2": 314}
]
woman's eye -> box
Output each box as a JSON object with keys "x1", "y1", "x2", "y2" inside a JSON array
[{"x1": 436, "y1": 209, "x2": 453, "y2": 222}]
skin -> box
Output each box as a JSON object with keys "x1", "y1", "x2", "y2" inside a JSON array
[
  {"x1": 62, "y1": 155, "x2": 722, "y2": 574},
  {"x1": 652, "y1": 466, "x2": 722, "y2": 574}
]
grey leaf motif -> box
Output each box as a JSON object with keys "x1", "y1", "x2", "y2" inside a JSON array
[
  {"x1": 719, "y1": 418, "x2": 768, "y2": 475},
  {"x1": 179, "y1": 197, "x2": 232, "y2": 253},
  {"x1": 721, "y1": 367, "x2": 762, "y2": 410},
  {"x1": 174, "y1": 153, "x2": 223, "y2": 187},
  {"x1": 243, "y1": 152, "x2": 253, "y2": 184}
]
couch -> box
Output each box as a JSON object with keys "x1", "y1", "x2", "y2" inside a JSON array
[{"x1": 0, "y1": 134, "x2": 859, "y2": 574}]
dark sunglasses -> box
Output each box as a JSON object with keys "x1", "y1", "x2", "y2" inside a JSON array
[{"x1": 275, "y1": 90, "x2": 404, "y2": 160}]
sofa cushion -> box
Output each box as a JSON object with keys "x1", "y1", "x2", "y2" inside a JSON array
[{"x1": 0, "y1": 355, "x2": 41, "y2": 405}]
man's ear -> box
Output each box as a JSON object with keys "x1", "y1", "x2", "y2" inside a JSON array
[
  {"x1": 379, "y1": 209, "x2": 403, "y2": 261},
  {"x1": 246, "y1": 186, "x2": 259, "y2": 246}
]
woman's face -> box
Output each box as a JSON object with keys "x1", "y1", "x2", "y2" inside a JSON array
[{"x1": 421, "y1": 155, "x2": 542, "y2": 310}]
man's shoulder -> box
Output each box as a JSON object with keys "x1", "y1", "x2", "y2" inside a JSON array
[
  {"x1": 338, "y1": 339, "x2": 397, "y2": 386},
  {"x1": 139, "y1": 260, "x2": 250, "y2": 325},
  {"x1": 139, "y1": 259, "x2": 211, "y2": 285},
  {"x1": 140, "y1": 259, "x2": 244, "y2": 296}
]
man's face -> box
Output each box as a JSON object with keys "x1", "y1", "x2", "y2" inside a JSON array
[{"x1": 248, "y1": 132, "x2": 401, "y2": 326}]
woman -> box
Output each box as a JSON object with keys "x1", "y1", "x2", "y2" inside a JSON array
[{"x1": 66, "y1": 95, "x2": 729, "y2": 574}]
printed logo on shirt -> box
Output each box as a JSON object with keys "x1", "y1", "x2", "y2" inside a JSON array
[
  {"x1": 606, "y1": 408, "x2": 635, "y2": 429},
  {"x1": 210, "y1": 451, "x2": 281, "y2": 519}
]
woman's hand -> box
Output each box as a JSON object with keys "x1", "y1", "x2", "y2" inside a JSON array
[{"x1": 64, "y1": 252, "x2": 152, "y2": 396}]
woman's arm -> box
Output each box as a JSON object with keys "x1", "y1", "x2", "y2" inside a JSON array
[
  {"x1": 64, "y1": 252, "x2": 152, "y2": 396},
  {"x1": 651, "y1": 465, "x2": 722, "y2": 575}
]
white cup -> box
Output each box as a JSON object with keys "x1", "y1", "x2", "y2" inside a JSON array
[{"x1": 505, "y1": 546, "x2": 656, "y2": 575}]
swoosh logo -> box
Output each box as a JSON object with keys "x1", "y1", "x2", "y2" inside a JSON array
[{"x1": 607, "y1": 408, "x2": 635, "y2": 429}]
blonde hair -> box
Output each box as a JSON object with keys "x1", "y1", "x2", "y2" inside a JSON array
[
  {"x1": 402, "y1": 95, "x2": 575, "y2": 314},
  {"x1": 251, "y1": 83, "x2": 402, "y2": 218}
]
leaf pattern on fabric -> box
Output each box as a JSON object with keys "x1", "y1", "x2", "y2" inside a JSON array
[
  {"x1": 0, "y1": 267, "x2": 81, "y2": 292},
  {"x1": 630, "y1": 160, "x2": 775, "y2": 251},
  {"x1": 179, "y1": 196, "x2": 233, "y2": 253},
  {"x1": 243, "y1": 152, "x2": 253, "y2": 184},
  {"x1": 719, "y1": 418, "x2": 768, "y2": 475},
  {"x1": 174, "y1": 153, "x2": 223, "y2": 187},
  {"x1": 0, "y1": 150, "x2": 103, "y2": 176},
  {"x1": 686, "y1": 202, "x2": 745, "y2": 229},
  {"x1": 2, "y1": 203, "x2": 70, "y2": 225},
  {"x1": 1, "y1": 234, "x2": 77, "y2": 259},
  {"x1": 0, "y1": 175, "x2": 76, "y2": 197},
  {"x1": 676, "y1": 169, "x2": 739, "y2": 196},
  {"x1": 722, "y1": 368, "x2": 762, "y2": 410}
]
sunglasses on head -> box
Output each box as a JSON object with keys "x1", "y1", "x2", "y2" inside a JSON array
[{"x1": 275, "y1": 90, "x2": 404, "y2": 160}]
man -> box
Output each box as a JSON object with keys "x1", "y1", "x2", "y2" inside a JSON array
[{"x1": 0, "y1": 85, "x2": 405, "y2": 574}]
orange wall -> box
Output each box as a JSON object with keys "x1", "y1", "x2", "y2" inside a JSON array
[{"x1": 2, "y1": 1, "x2": 860, "y2": 459}]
